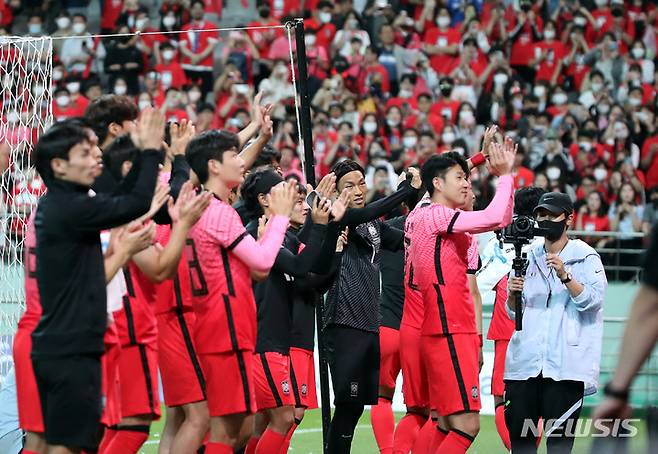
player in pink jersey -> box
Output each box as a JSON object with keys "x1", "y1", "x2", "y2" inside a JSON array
[
  {"x1": 407, "y1": 140, "x2": 515, "y2": 454},
  {"x1": 185, "y1": 130, "x2": 296, "y2": 454}
]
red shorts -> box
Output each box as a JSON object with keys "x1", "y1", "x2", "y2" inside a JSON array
[
  {"x1": 118, "y1": 344, "x2": 161, "y2": 419},
  {"x1": 200, "y1": 350, "x2": 257, "y2": 416},
  {"x1": 421, "y1": 333, "x2": 481, "y2": 415},
  {"x1": 289, "y1": 347, "x2": 318, "y2": 409},
  {"x1": 379, "y1": 326, "x2": 401, "y2": 389},
  {"x1": 157, "y1": 310, "x2": 206, "y2": 407},
  {"x1": 13, "y1": 327, "x2": 44, "y2": 433},
  {"x1": 254, "y1": 351, "x2": 294, "y2": 411},
  {"x1": 491, "y1": 339, "x2": 509, "y2": 397},
  {"x1": 399, "y1": 323, "x2": 429, "y2": 409},
  {"x1": 101, "y1": 338, "x2": 122, "y2": 426}
]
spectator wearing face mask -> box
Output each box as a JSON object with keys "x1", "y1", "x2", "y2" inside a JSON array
[
  {"x1": 258, "y1": 60, "x2": 294, "y2": 118},
  {"x1": 422, "y1": 7, "x2": 460, "y2": 76},
  {"x1": 62, "y1": 75, "x2": 89, "y2": 112},
  {"x1": 179, "y1": 0, "x2": 219, "y2": 96},
  {"x1": 576, "y1": 190, "x2": 611, "y2": 248},
  {"x1": 100, "y1": 0, "x2": 125, "y2": 34},
  {"x1": 104, "y1": 25, "x2": 145, "y2": 96},
  {"x1": 508, "y1": 0, "x2": 543, "y2": 83},
  {"x1": 161, "y1": 87, "x2": 191, "y2": 123},
  {"x1": 454, "y1": 102, "x2": 482, "y2": 154},
  {"x1": 51, "y1": 10, "x2": 72, "y2": 55},
  {"x1": 247, "y1": 3, "x2": 282, "y2": 70},
  {"x1": 307, "y1": 1, "x2": 337, "y2": 54},
  {"x1": 154, "y1": 42, "x2": 189, "y2": 90},
  {"x1": 52, "y1": 87, "x2": 84, "y2": 120},
  {"x1": 59, "y1": 14, "x2": 94, "y2": 74},
  {"x1": 159, "y1": 0, "x2": 190, "y2": 34}
]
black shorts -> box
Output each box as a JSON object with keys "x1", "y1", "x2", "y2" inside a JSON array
[
  {"x1": 324, "y1": 324, "x2": 379, "y2": 405},
  {"x1": 32, "y1": 354, "x2": 102, "y2": 451}
]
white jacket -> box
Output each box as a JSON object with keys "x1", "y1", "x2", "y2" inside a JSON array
[
  {"x1": 476, "y1": 236, "x2": 544, "y2": 306},
  {"x1": 504, "y1": 239, "x2": 607, "y2": 396}
]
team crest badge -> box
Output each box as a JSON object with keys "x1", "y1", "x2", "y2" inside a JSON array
[
  {"x1": 471, "y1": 386, "x2": 479, "y2": 399},
  {"x1": 281, "y1": 380, "x2": 290, "y2": 395},
  {"x1": 350, "y1": 382, "x2": 359, "y2": 397},
  {"x1": 301, "y1": 384, "x2": 308, "y2": 396}
]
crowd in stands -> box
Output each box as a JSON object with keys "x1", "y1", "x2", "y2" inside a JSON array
[{"x1": 2, "y1": 0, "x2": 658, "y2": 270}]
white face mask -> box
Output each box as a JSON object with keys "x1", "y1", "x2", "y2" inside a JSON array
[
  {"x1": 629, "y1": 97, "x2": 642, "y2": 107},
  {"x1": 590, "y1": 82, "x2": 603, "y2": 92},
  {"x1": 386, "y1": 117, "x2": 399, "y2": 127},
  {"x1": 595, "y1": 0, "x2": 608, "y2": 6},
  {"x1": 114, "y1": 85, "x2": 128, "y2": 96},
  {"x1": 319, "y1": 11, "x2": 332, "y2": 24},
  {"x1": 53, "y1": 69, "x2": 64, "y2": 81},
  {"x1": 599, "y1": 104, "x2": 610, "y2": 115},
  {"x1": 6, "y1": 110, "x2": 19, "y2": 124},
  {"x1": 493, "y1": 73, "x2": 508, "y2": 86},
  {"x1": 56, "y1": 17, "x2": 71, "y2": 30},
  {"x1": 574, "y1": 17, "x2": 587, "y2": 27},
  {"x1": 138, "y1": 100, "x2": 152, "y2": 110},
  {"x1": 28, "y1": 24, "x2": 42, "y2": 35},
  {"x1": 442, "y1": 131, "x2": 456, "y2": 144},
  {"x1": 163, "y1": 16, "x2": 176, "y2": 28},
  {"x1": 632, "y1": 47, "x2": 645, "y2": 59},
  {"x1": 72, "y1": 22, "x2": 86, "y2": 34},
  {"x1": 614, "y1": 124, "x2": 629, "y2": 139},
  {"x1": 363, "y1": 121, "x2": 378, "y2": 133},
  {"x1": 437, "y1": 16, "x2": 451, "y2": 28},
  {"x1": 533, "y1": 85, "x2": 546, "y2": 98},
  {"x1": 135, "y1": 18, "x2": 148, "y2": 31},
  {"x1": 579, "y1": 141, "x2": 592, "y2": 151},
  {"x1": 594, "y1": 168, "x2": 608, "y2": 181},
  {"x1": 305, "y1": 35, "x2": 316, "y2": 46},
  {"x1": 66, "y1": 82, "x2": 80, "y2": 94},
  {"x1": 56, "y1": 95, "x2": 70, "y2": 107},
  {"x1": 512, "y1": 98, "x2": 524, "y2": 111},
  {"x1": 399, "y1": 89, "x2": 412, "y2": 98},
  {"x1": 460, "y1": 110, "x2": 475, "y2": 125},
  {"x1": 544, "y1": 29, "x2": 555, "y2": 40},
  {"x1": 33, "y1": 84, "x2": 45, "y2": 97},
  {"x1": 162, "y1": 49, "x2": 175, "y2": 61},
  {"x1": 552, "y1": 93, "x2": 568, "y2": 105},
  {"x1": 546, "y1": 167, "x2": 561, "y2": 180},
  {"x1": 188, "y1": 90, "x2": 201, "y2": 102},
  {"x1": 403, "y1": 136, "x2": 417, "y2": 149}
]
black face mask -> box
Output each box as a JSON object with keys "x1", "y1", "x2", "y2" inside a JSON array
[{"x1": 538, "y1": 218, "x2": 567, "y2": 242}]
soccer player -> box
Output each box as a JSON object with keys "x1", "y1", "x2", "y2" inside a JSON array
[
  {"x1": 241, "y1": 169, "x2": 343, "y2": 453},
  {"x1": 31, "y1": 109, "x2": 163, "y2": 454},
  {"x1": 476, "y1": 186, "x2": 546, "y2": 450},
  {"x1": 185, "y1": 130, "x2": 297, "y2": 454},
  {"x1": 323, "y1": 160, "x2": 422, "y2": 454},
  {"x1": 407, "y1": 141, "x2": 515, "y2": 453}
]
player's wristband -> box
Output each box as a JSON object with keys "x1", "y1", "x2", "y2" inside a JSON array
[
  {"x1": 470, "y1": 152, "x2": 486, "y2": 167},
  {"x1": 603, "y1": 382, "x2": 629, "y2": 401},
  {"x1": 478, "y1": 334, "x2": 483, "y2": 347}
]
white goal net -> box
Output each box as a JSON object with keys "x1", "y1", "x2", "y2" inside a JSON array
[{"x1": 0, "y1": 36, "x2": 52, "y2": 378}]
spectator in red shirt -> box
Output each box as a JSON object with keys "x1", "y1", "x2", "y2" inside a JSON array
[
  {"x1": 161, "y1": 87, "x2": 192, "y2": 123},
  {"x1": 154, "y1": 41, "x2": 189, "y2": 90},
  {"x1": 116, "y1": 0, "x2": 147, "y2": 31},
  {"x1": 430, "y1": 77, "x2": 460, "y2": 124},
  {"x1": 512, "y1": 148, "x2": 535, "y2": 188},
  {"x1": 179, "y1": 0, "x2": 219, "y2": 97},
  {"x1": 531, "y1": 20, "x2": 567, "y2": 83},
  {"x1": 358, "y1": 46, "x2": 390, "y2": 96},
  {"x1": 422, "y1": 6, "x2": 460, "y2": 76},
  {"x1": 247, "y1": 3, "x2": 281, "y2": 72},
  {"x1": 63, "y1": 75, "x2": 90, "y2": 113},
  {"x1": 100, "y1": 0, "x2": 124, "y2": 34},
  {"x1": 304, "y1": 29, "x2": 330, "y2": 97},
  {"x1": 52, "y1": 87, "x2": 85, "y2": 120},
  {"x1": 508, "y1": 0, "x2": 543, "y2": 83},
  {"x1": 308, "y1": 1, "x2": 337, "y2": 53},
  {"x1": 159, "y1": 0, "x2": 190, "y2": 32},
  {"x1": 221, "y1": 30, "x2": 259, "y2": 85},
  {"x1": 576, "y1": 190, "x2": 611, "y2": 248},
  {"x1": 133, "y1": 9, "x2": 165, "y2": 64}
]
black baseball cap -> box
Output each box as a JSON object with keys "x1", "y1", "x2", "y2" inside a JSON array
[{"x1": 533, "y1": 192, "x2": 574, "y2": 216}]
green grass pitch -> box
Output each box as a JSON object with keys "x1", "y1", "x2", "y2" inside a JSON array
[{"x1": 139, "y1": 409, "x2": 648, "y2": 453}]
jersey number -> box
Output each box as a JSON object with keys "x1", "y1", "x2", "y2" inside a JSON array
[{"x1": 186, "y1": 238, "x2": 209, "y2": 296}]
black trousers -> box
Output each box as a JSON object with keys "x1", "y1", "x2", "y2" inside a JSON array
[{"x1": 504, "y1": 374, "x2": 584, "y2": 454}]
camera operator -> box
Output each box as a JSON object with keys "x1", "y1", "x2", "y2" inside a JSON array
[{"x1": 504, "y1": 192, "x2": 608, "y2": 454}]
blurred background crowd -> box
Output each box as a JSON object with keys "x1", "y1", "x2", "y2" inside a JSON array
[{"x1": 2, "y1": 0, "x2": 658, "y2": 278}]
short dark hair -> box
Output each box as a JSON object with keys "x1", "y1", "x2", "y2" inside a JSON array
[
  {"x1": 185, "y1": 130, "x2": 240, "y2": 184},
  {"x1": 104, "y1": 135, "x2": 138, "y2": 181},
  {"x1": 190, "y1": 0, "x2": 206, "y2": 9},
  {"x1": 253, "y1": 144, "x2": 281, "y2": 169},
  {"x1": 33, "y1": 122, "x2": 90, "y2": 185},
  {"x1": 514, "y1": 187, "x2": 547, "y2": 217},
  {"x1": 421, "y1": 152, "x2": 469, "y2": 196},
  {"x1": 84, "y1": 95, "x2": 138, "y2": 145},
  {"x1": 332, "y1": 159, "x2": 365, "y2": 185}
]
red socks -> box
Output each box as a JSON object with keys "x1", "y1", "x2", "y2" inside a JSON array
[
  {"x1": 21, "y1": 450, "x2": 40, "y2": 454},
  {"x1": 102, "y1": 425, "x2": 150, "y2": 454},
  {"x1": 245, "y1": 436, "x2": 260, "y2": 454},
  {"x1": 429, "y1": 426, "x2": 449, "y2": 453},
  {"x1": 392, "y1": 412, "x2": 426, "y2": 454},
  {"x1": 371, "y1": 397, "x2": 395, "y2": 454},
  {"x1": 256, "y1": 428, "x2": 286, "y2": 454},
  {"x1": 279, "y1": 422, "x2": 299, "y2": 454},
  {"x1": 98, "y1": 426, "x2": 118, "y2": 454},
  {"x1": 436, "y1": 429, "x2": 474, "y2": 454},
  {"x1": 413, "y1": 418, "x2": 435, "y2": 454},
  {"x1": 495, "y1": 403, "x2": 511, "y2": 450},
  {"x1": 206, "y1": 441, "x2": 234, "y2": 454}
]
